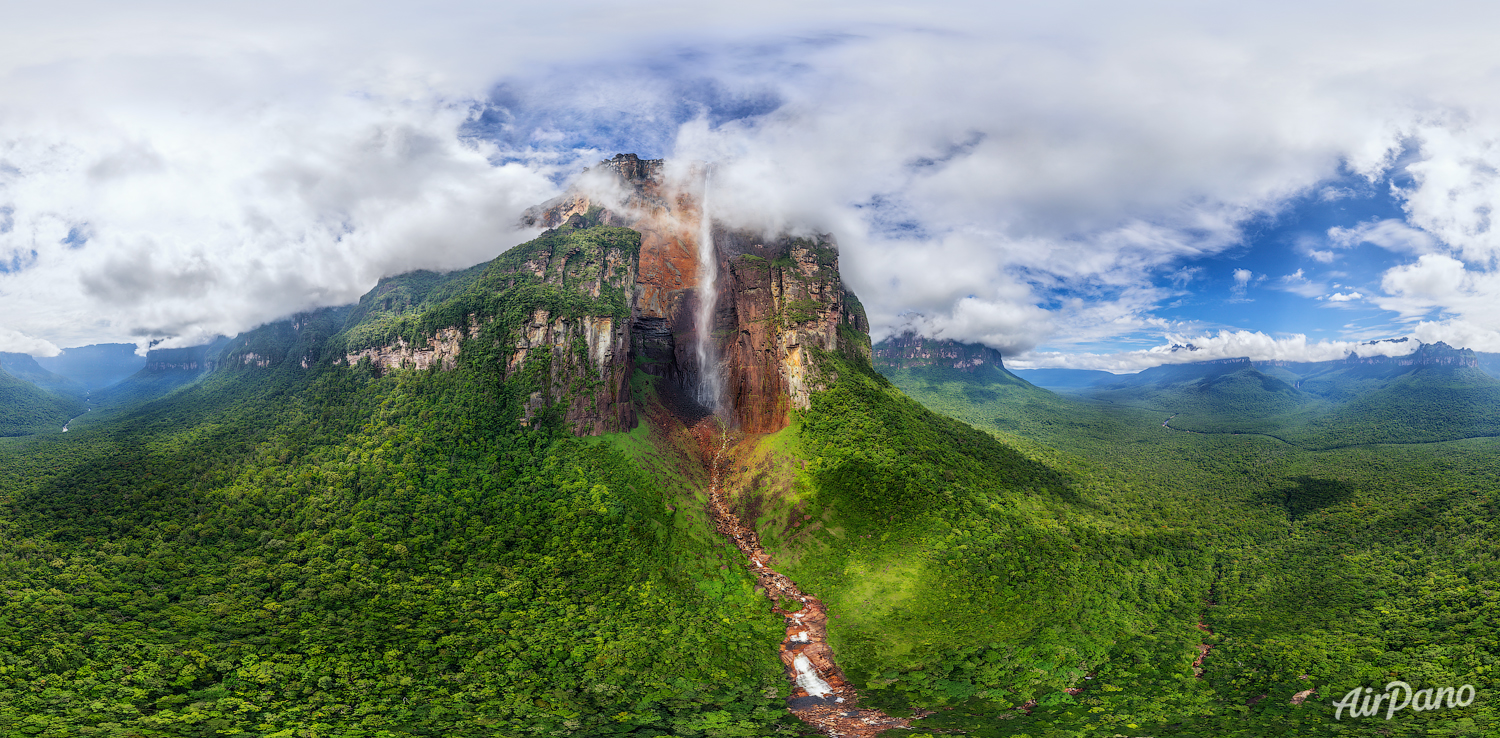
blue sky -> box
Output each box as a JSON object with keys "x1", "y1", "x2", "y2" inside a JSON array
[
  {"x1": 1129, "y1": 176, "x2": 1411, "y2": 347},
  {"x1": 2, "y1": 2, "x2": 1500, "y2": 369}
]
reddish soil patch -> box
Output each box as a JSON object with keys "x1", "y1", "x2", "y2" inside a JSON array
[{"x1": 1193, "y1": 596, "x2": 1217, "y2": 677}]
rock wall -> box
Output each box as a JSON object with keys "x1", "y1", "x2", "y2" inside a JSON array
[
  {"x1": 345, "y1": 324, "x2": 477, "y2": 372},
  {"x1": 510, "y1": 308, "x2": 634, "y2": 435},
  {"x1": 142, "y1": 342, "x2": 227, "y2": 373},
  {"x1": 496, "y1": 219, "x2": 638, "y2": 435},
  {"x1": 1254, "y1": 341, "x2": 1477, "y2": 374},
  {"x1": 524, "y1": 153, "x2": 869, "y2": 434},
  {"x1": 523, "y1": 154, "x2": 707, "y2": 394},
  {"x1": 1349, "y1": 341, "x2": 1477, "y2": 368},
  {"x1": 717, "y1": 232, "x2": 869, "y2": 432},
  {"x1": 344, "y1": 152, "x2": 869, "y2": 436},
  {"x1": 341, "y1": 222, "x2": 638, "y2": 436}
]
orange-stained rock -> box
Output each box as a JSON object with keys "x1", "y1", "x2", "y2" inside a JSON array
[
  {"x1": 717, "y1": 230, "x2": 869, "y2": 432},
  {"x1": 692, "y1": 419, "x2": 916, "y2": 737},
  {"x1": 523, "y1": 153, "x2": 870, "y2": 433}
]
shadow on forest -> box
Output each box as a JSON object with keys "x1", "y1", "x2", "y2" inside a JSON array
[
  {"x1": 1267, "y1": 476, "x2": 1357, "y2": 521},
  {"x1": 961, "y1": 386, "x2": 999, "y2": 403}
]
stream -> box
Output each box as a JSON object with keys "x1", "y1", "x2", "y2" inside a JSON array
[
  {"x1": 692, "y1": 419, "x2": 915, "y2": 738},
  {"x1": 62, "y1": 403, "x2": 92, "y2": 432}
]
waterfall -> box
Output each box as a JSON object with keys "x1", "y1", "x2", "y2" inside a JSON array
[{"x1": 694, "y1": 170, "x2": 723, "y2": 415}]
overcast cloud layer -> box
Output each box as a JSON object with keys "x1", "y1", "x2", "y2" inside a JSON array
[{"x1": 4, "y1": 1, "x2": 1500, "y2": 368}]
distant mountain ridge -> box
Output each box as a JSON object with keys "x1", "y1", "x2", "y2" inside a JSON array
[
  {"x1": 1009, "y1": 367, "x2": 1117, "y2": 388},
  {"x1": 0, "y1": 352, "x2": 81, "y2": 394},
  {"x1": 33, "y1": 343, "x2": 146, "y2": 389},
  {"x1": 1015, "y1": 340, "x2": 1483, "y2": 388},
  {"x1": 872, "y1": 334, "x2": 1500, "y2": 449}
]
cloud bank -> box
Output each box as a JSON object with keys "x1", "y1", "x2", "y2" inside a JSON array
[
  {"x1": 1010, "y1": 330, "x2": 1424, "y2": 373},
  {"x1": 4, "y1": 2, "x2": 1500, "y2": 365}
]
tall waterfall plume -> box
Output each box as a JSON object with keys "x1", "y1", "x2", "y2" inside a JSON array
[{"x1": 693, "y1": 171, "x2": 724, "y2": 415}]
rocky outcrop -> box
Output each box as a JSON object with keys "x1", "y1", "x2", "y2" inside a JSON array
[
  {"x1": 496, "y1": 222, "x2": 638, "y2": 435},
  {"x1": 509, "y1": 307, "x2": 635, "y2": 436},
  {"x1": 212, "y1": 309, "x2": 350, "y2": 372},
  {"x1": 523, "y1": 154, "x2": 709, "y2": 394},
  {"x1": 1345, "y1": 341, "x2": 1477, "y2": 368},
  {"x1": 872, "y1": 332, "x2": 1005, "y2": 373},
  {"x1": 718, "y1": 233, "x2": 869, "y2": 432},
  {"x1": 346, "y1": 323, "x2": 478, "y2": 372},
  {"x1": 523, "y1": 154, "x2": 869, "y2": 434},
  {"x1": 340, "y1": 153, "x2": 866, "y2": 436},
  {"x1": 145, "y1": 358, "x2": 213, "y2": 371},
  {"x1": 142, "y1": 341, "x2": 228, "y2": 373}
]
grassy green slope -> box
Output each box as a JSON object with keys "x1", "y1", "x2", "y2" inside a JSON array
[
  {"x1": 76, "y1": 370, "x2": 208, "y2": 429},
  {"x1": 0, "y1": 352, "x2": 85, "y2": 396},
  {"x1": 7, "y1": 217, "x2": 1497, "y2": 738},
  {"x1": 877, "y1": 361, "x2": 1500, "y2": 736}
]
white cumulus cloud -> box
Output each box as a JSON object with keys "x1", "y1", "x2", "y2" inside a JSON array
[
  {"x1": 1278, "y1": 268, "x2": 1326, "y2": 298},
  {"x1": 0, "y1": 328, "x2": 60, "y2": 356},
  {"x1": 1328, "y1": 219, "x2": 1440, "y2": 256}
]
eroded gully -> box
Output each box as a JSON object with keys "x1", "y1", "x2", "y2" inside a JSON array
[{"x1": 688, "y1": 419, "x2": 917, "y2": 738}]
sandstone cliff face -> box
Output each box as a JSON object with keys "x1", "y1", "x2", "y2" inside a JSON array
[
  {"x1": 345, "y1": 324, "x2": 477, "y2": 372},
  {"x1": 502, "y1": 238, "x2": 636, "y2": 436},
  {"x1": 523, "y1": 153, "x2": 869, "y2": 434},
  {"x1": 142, "y1": 341, "x2": 229, "y2": 373},
  {"x1": 329, "y1": 218, "x2": 638, "y2": 436},
  {"x1": 144, "y1": 358, "x2": 215, "y2": 372},
  {"x1": 342, "y1": 153, "x2": 866, "y2": 436},
  {"x1": 522, "y1": 155, "x2": 707, "y2": 393},
  {"x1": 1345, "y1": 341, "x2": 1477, "y2": 368},
  {"x1": 871, "y1": 332, "x2": 1004, "y2": 373},
  {"x1": 717, "y1": 232, "x2": 869, "y2": 432}
]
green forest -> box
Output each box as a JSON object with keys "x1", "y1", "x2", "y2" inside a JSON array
[
  {"x1": 876, "y1": 360, "x2": 1500, "y2": 736},
  {"x1": 0, "y1": 228, "x2": 796, "y2": 737},
  {"x1": 0, "y1": 224, "x2": 1496, "y2": 737},
  {"x1": 0, "y1": 369, "x2": 84, "y2": 437}
]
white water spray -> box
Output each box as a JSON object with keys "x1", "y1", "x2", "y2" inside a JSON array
[
  {"x1": 693, "y1": 170, "x2": 723, "y2": 414},
  {"x1": 793, "y1": 654, "x2": 834, "y2": 698}
]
